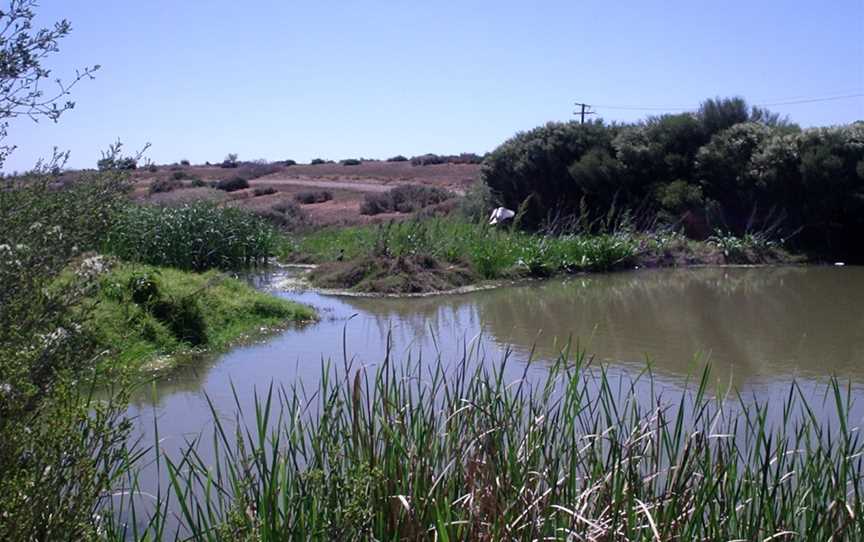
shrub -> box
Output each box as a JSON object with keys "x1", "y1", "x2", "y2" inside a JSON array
[
  {"x1": 295, "y1": 190, "x2": 333, "y2": 204},
  {"x1": 147, "y1": 164, "x2": 158, "y2": 173},
  {"x1": 190, "y1": 177, "x2": 206, "y2": 187},
  {"x1": 359, "y1": 192, "x2": 391, "y2": 216},
  {"x1": 237, "y1": 160, "x2": 282, "y2": 180},
  {"x1": 457, "y1": 181, "x2": 495, "y2": 222},
  {"x1": 359, "y1": 185, "x2": 453, "y2": 215},
  {"x1": 253, "y1": 186, "x2": 278, "y2": 197},
  {"x1": 282, "y1": 159, "x2": 297, "y2": 166},
  {"x1": 97, "y1": 156, "x2": 137, "y2": 170},
  {"x1": 171, "y1": 170, "x2": 191, "y2": 181},
  {"x1": 257, "y1": 198, "x2": 309, "y2": 231},
  {"x1": 221, "y1": 153, "x2": 239, "y2": 168},
  {"x1": 149, "y1": 177, "x2": 182, "y2": 195},
  {"x1": 451, "y1": 152, "x2": 484, "y2": 164},
  {"x1": 180, "y1": 159, "x2": 190, "y2": 166},
  {"x1": 1, "y1": 169, "x2": 133, "y2": 541},
  {"x1": 410, "y1": 153, "x2": 448, "y2": 166},
  {"x1": 105, "y1": 203, "x2": 278, "y2": 270},
  {"x1": 310, "y1": 158, "x2": 326, "y2": 165},
  {"x1": 216, "y1": 176, "x2": 249, "y2": 192},
  {"x1": 387, "y1": 155, "x2": 408, "y2": 162},
  {"x1": 340, "y1": 158, "x2": 362, "y2": 166},
  {"x1": 482, "y1": 120, "x2": 618, "y2": 228}
]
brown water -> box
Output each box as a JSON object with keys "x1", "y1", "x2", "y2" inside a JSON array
[
  {"x1": 119, "y1": 265, "x2": 864, "y2": 525},
  {"x1": 129, "y1": 264, "x2": 864, "y2": 437}
]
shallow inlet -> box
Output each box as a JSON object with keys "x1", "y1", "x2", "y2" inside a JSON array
[
  {"x1": 125, "y1": 264, "x2": 864, "y2": 445},
  {"x1": 119, "y1": 265, "x2": 864, "y2": 528}
]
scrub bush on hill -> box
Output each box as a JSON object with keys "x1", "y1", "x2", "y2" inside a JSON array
[
  {"x1": 359, "y1": 184, "x2": 454, "y2": 215},
  {"x1": 410, "y1": 152, "x2": 484, "y2": 166},
  {"x1": 295, "y1": 189, "x2": 333, "y2": 204},
  {"x1": 253, "y1": 186, "x2": 277, "y2": 196},
  {"x1": 216, "y1": 175, "x2": 249, "y2": 192},
  {"x1": 149, "y1": 177, "x2": 182, "y2": 194},
  {"x1": 221, "y1": 153, "x2": 239, "y2": 168},
  {"x1": 237, "y1": 160, "x2": 282, "y2": 179},
  {"x1": 256, "y1": 198, "x2": 310, "y2": 231}
]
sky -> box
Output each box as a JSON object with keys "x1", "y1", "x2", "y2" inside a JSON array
[{"x1": 4, "y1": 0, "x2": 863, "y2": 172}]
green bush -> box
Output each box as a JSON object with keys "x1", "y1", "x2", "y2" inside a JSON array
[
  {"x1": 216, "y1": 176, "x2": 249, "y2": 192},
  {"x1": 310, "y1": 158, "x2": 327, "y2": 165},
  {"x1": 340, "y1": 158, "x2": 362, "y2": 166},
  {"x1": 482, "y1": 97, "x2": 863, "y2": 258},
  {"x1": 386, "y1": 154, "x2": 408, "y2": 162},
  {"x1": 0, "y1": 170, "x2": 134, "y2": 540},
  {"x1": 180, "y1": 159, "x2": 190, "y2": 166},
  {"x1": 482, "y1": 120, "x2": 618, "y2": 228},
  {"x1": 105, "y1": 203, "x2": 278, "y2": 270}
]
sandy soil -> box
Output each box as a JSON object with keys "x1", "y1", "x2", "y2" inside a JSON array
[{"x1": 131, "y1": 161, "x2": 481, "y2": 226}]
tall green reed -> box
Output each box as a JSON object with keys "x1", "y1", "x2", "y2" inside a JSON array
[
  {"x1": 105, "y1": 203, "x2": 278, "y2": 271},
  {"x1": 104, "y1": 344, "x2": 863, "y2": 541}
]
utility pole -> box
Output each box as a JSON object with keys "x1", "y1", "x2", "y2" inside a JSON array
[{"x1": 574, "y1": 102, "x2": 595, "y2": 124}]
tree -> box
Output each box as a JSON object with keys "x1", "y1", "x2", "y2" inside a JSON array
[{"x1": 0, "y1": 0, "x2": 99, "y2": 168}]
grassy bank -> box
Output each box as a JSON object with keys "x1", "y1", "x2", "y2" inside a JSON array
[
  {"x1": 280, "y1": 218, "x2": 792, "y2": 293},
  {"x1": 80, "y1": 260, "x2": 315, "y2": 371},
  {"x1": 105, "y1": 349, "x2": 863, "y2": 541}
]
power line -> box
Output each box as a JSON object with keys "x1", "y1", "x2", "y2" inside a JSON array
[{"x1": 591, "y1": 92, "x2": 864, "y2": 112}]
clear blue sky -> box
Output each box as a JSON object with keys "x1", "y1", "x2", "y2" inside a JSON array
[{"x1": 5, "y1": 0, "x2": 863, "y2": 172}]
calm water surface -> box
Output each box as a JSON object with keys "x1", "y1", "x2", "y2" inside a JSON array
[
  {"x1": 127, "y1": 264, "x2": 864, "y2": 443},
  {"x1": 121, "y1": 265, "x2": 864, "y2": 524}
]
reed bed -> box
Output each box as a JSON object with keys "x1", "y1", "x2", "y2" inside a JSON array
[
  {"x1": 285, "y1": 218, "x2": 639, "y2": 279},
  {"x1": 105, "y1": 203, "x2": 278, "y2": 271},
  {"x1": 105, "y1": 346, "x2": 863, "y2": 541}
]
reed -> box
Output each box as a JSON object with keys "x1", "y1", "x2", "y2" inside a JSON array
[
  {"x1": 283, "y1": 218, "x2": 639, "y2": 281},
  {"x1": 104, "y1": 344, "x2": 863, "y2": 541},
  {"x1": 105, "y1": 203, "x2": 278, "y2": 271}
]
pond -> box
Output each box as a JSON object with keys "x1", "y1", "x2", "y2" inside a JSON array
[{"x1": 123, "y1": 265, "x2": 864, "y2": 523}]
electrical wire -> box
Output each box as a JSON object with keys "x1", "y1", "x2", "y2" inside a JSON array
[{"x1": 590, "y1": 92, "x2": 864, "y2": 112}]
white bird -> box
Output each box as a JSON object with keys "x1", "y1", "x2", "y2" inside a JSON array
[{"x1": 489, "y1": 207, "x2": 515, "y2": 225}]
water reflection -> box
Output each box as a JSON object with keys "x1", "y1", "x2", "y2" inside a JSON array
[
  {"x1": 339, "y1": 266, "x2": 864, "y2": 387},
  {"x1": 121, "y1": 266, "x2": 864, "y2": 534}
]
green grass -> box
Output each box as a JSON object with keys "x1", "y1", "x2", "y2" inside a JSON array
[
  {"x1": 104, "y1": 346, "x2": 864, "y2": 540},
  {"x1": 105, "y1": 203, "x2": 279, "y2": 271},
  {"x1": 85, "y1": 262, "x2": 315, "y2": 371},
  {"x1": 281, "y1": 218, "x2": 640, "y2": 282}
]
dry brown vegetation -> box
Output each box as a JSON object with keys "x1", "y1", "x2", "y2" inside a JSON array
[{"x1": 128, "y1": 161, "x2": 480, "y2": 226}]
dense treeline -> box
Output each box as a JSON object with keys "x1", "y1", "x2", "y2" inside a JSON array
[{"x1": 482, "y1": 97, "x2": 864, "y2": 259}]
